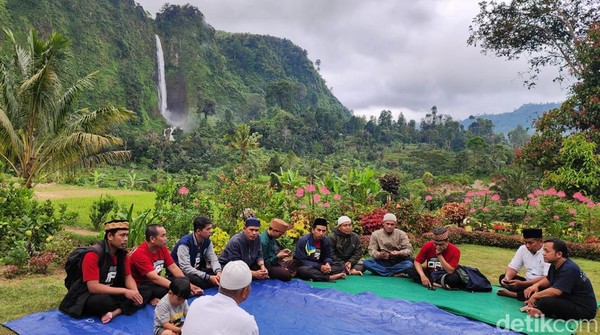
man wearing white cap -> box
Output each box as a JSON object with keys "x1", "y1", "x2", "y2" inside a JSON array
[
  {"x1": 182, "y1": 260, "x2": 259, "y2": 335},
  {"x1": 329, "y1": 216, "x2": 364, "y2": 275},
  {"x1": 363, "y1": 213, "x2": 414, "y2": 277}
]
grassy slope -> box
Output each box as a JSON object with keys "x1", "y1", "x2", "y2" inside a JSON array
[{"x1": 1, "y1": 243, "x2": 599, "y2": 334}]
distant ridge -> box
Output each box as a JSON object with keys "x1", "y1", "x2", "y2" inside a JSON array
[{"x1": 460, "y1": 102, "x2": 561, "y2": 134}]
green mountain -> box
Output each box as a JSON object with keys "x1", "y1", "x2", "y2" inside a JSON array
[
  {"x1": 0, "y1": 0, "x2": 348, "y2": 126},
  {"x1": 460, "y1": 102, "x2": 561, "y2": 134}
]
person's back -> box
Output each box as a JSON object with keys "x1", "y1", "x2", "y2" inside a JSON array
[{"x1": 182, "y1": 260, "x2": 259, "y2": 335}]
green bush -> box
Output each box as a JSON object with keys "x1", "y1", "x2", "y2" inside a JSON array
[{"x1": 89, "y1": 195, "x2": 119, "y2": 230}]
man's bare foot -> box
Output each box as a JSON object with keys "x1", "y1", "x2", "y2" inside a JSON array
[
  {"x1": 392, "y1": 272, "x2": 408, "y2": 278},
  {"x1": 329, "y1": 273, "x2": 346, "y2": 281},
  {"x1": 497, "y1": 289, "x2": 518, "y2": 298},
  {"x1": 150, "y1": 297, "x2": 161, "y2": 306},
  {"x1": 526, "y1": 307, "x2": 544, "y2": 318},
  {"x1": 101, "y1": 308, "x2": 121, "y2": 324}
]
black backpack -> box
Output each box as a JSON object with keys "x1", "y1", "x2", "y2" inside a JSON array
[
  {"x1": 64, "y1": 243, "x2": 104, "y2": 289},
  {"x1": 454, "y1": 265, "x2": 493, "y2": 292}
]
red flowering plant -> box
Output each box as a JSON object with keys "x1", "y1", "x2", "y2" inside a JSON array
[{"x1": 359, "y1": 208, "x2": 387, "y2": 235}]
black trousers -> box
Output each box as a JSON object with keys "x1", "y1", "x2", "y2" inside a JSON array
[
  {"x1": 537, "y1": 296, "x2": 597, "y2": 320},
  {"x1": 138, "y1": 282, "x2": 169, "y2": 301},
  {"x1": 296, "y1": 264, "x2": 344, "y2": 282},
  {"x1": 84, "y1": 293, "x2": 142, "y2": 317},
  {"x1": 406, "y1": 267, "x2": 462, "y2": 288},
  {"x1": 498, "y1": 273, "x2": 527, "y2": 301}
]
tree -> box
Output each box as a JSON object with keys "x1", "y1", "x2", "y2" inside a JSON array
[
  {"x1": 0, "y1": 28, "x2": 134, "y2": 188},
  {"x1": 225, "y1": 123, "x2": 262, "y2": 164},
  {"x1": 468, "y1": 0, "x2": 600, "y2": 86},
  {"x1": 507, "y1": 125, "x2": 530, "y2": 148}
]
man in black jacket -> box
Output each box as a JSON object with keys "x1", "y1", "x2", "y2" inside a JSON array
[{"x1": 329, "y1": 216, "x2": 364, "y2": 275}]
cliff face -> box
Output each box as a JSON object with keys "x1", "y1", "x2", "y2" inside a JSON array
[{"x1": 1, "y1": 0, "x2": 348, "y2": 125}]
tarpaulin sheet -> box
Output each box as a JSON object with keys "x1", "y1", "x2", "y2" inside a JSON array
[
  {"x1": 309, "y1": 274, "x2": 579, "y2": 335},
  {"x1": 3, "y1": 279, "x2": 518, "y2": 335}
]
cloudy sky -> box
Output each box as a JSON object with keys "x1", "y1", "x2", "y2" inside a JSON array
[{"x1": 137, "y1": 0, "x2": 569, "y2": 122}]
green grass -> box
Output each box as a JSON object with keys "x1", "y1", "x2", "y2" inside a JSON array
[{"x1": 34, "y1": 184, "x2": 156, "y2": 229}]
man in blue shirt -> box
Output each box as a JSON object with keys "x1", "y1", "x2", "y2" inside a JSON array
[
  {"x1": 294, "y1": 218, "x2": 345, "y2": 282},
  {"x1": 524, "y1": 238, "x2": 597, "y2": 320}
]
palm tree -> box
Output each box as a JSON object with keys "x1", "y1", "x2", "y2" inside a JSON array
[
  {"x1": 0, "y1": 28, "x2": 134, "y2": 188},
  {"x1": 225, "y1": 123, "x2": 262, "y2": 164}
]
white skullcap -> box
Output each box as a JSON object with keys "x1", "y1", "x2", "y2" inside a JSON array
[
  {"x1": 337, "y1": 216, "x2": 352, "y2": 226},
  {"x1": 383, "y1": 213, "x2": 397, "y2": 222},
  {"x1": 220, "y1": 260, "x2": 252, "y2": 290}
]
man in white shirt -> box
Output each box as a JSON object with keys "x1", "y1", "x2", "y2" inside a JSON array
[
  {"x1": 497, "y1": 228, "x2": 549, "y2": 300},
  {"x1": 182, "y1": 260, "x2": 259, "y2": 335}
]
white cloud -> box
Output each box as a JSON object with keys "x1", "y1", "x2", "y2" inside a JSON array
[{"x1": 137, "y1": 0, "x2": 568, "y2": 122}]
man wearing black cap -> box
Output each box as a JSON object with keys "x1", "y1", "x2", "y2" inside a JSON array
[
  {"x1": 294, "y1": 218, "x2": 346, "y2": 282},
  {"x1": 219, "y1": 217, "x2": 269, "y2": 280},
  {"x1": 59, "y1": 220, "x2": 146, "y2": 323},
  {"x1": 497, "y1": 228, "x2": 549, "y2": 300}
]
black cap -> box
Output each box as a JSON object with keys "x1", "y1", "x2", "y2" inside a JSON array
[
  {"x1": 522, "y1": 228, "x2": 542, "y2": 239},
  {"x1": 312, "y1": 217, "x2": 328, "y2": 228}
]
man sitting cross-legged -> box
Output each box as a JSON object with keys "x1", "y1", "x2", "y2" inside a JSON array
[
  {"x1": 294, "y1": 218, "x2": 346, "y2": 282},
  {"x1": 497, "y1": 228, "x2": 549, "y2": 301},
  {"x1": 363, "y1": 213, "x2": 413, "y2": 277},
  {"x1": 130, "y1": 224, "x2": 203, "y2": 306}
]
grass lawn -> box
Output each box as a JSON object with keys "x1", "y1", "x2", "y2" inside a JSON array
[
  {"x1": 34, "y1": 183, "x2": 155, "y2": 229},
  {"x1": 1, "y1": 242, "x2": 599, "y2": 334}
]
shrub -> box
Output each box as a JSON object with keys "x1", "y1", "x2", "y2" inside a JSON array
[
  {"x1": 1, "y1": 264, "x2": 20, "y2": 279},
  {"x1": 440, "y1": 202, "x2": 468, "y2": 226},
  {"x1": 28, "y1": 252, "x2": 57, "y2": 274},
  {"x1": 359, "y1": 208, "x2": 387, "y2": 235},
  {"x1": 211, "y1": 227, "x2": 230, "y2": 256},
  {"x1": 89, "y1": 195, "x2": 118, "y2": 230}
]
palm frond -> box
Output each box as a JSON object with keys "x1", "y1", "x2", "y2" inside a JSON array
[
  {"x1": 69, "y1": 106, "x2": 135, "y2": 133},
  {"x1": 53, "y1": 71, "x2": 97, "y2": 133}
]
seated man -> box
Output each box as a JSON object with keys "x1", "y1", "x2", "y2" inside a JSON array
[
  {"x1": 219, "y1": 217, "x2": 269, "y2": 280},
  {"x1": 59, "y1": 220, "x2": 145, "y2": 323},
  {"x1": 497, "y1": 228, "x2": 549, "y2": 300},
  {"x1": 363, "y1": 213, "x2": 413, "y2": 276},
  {"x1": 407, "y1": 227, "x2": 462, "y2": 289},
  {"x1": 524, "y1": 238, "x2": 597, "y2": 320},
  {"x1": 182, "y1": 260, "x2": 259, "y2": 335},
  {"x1": 130, "y1": 224, "x2": 202, "y2": 305},
  {"x1": 329, "y1": 215, "x2": 364, "y2": 275},
  {"x1": 260, "y1": 218, "x2": 295, "y2": 281},
  {"x1": 171, "y1": 216, "x2": 222, "y2": 289},
  {"x1": 294, "y1": 218, "x2": 346, "y2": 282}
]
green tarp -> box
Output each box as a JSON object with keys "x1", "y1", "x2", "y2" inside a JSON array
[{"x1": 308, "y1": 275, "x2": 580, "y2": 335}]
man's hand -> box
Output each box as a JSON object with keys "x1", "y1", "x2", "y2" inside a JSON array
[
  {"x1": 320, "y1": 263, "x2": 332, "y2": 274},
  {"x1": 435, "y1": 245, "x2": 446, "y2": 255},
  {"x1": 190, "y1": 284, "x2": 204, "y2": 296},
  {"x1": 420, "y1": 275, "x2": 432, "y2": 289},
  {"x1": 344, "y1": 262, "x2": 352, "y2": 273},
  {"x1": 524, "y1": 285, "x2": 539, "y2": 299},
  {"x1": 252, "y1": 268, "x2": 269, "y2": 279},
  {"x1": 209, "y1": 275, "x2": 220, "y2": 286},
  {"x1": 390, "y1": 250, "x2": 402, "y2": 257},
  {"x1": 124, "y1": 289, "x2": 143, "y2": 305},
  {"x1": 277, "y1": 249, "x2": 291, "y2": 259},
  {"x1": 379, "y1": 250, "x2": 390, "y2": 260}
]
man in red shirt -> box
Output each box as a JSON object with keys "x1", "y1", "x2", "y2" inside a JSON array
[
  {"x1": 408, "y1": 227, "x2": 462, "y2": 289},
  {"x1": 80, "y1": 220, "x2": 145, "y2": 323},
  {"x1": 130, "y1": 224, "x2": 203, "y2": 305}
]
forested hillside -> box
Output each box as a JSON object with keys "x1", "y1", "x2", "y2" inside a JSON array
[{"x1": 460, "y1": 102, "x2": 561, "y2": 134}]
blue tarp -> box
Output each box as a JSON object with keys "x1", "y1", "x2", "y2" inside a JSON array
[{"x1": 4, "y1": 280, "x2": 519, "y2": 335}]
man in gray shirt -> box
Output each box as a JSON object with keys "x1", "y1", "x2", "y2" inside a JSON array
[{"x1": 171, "y1": 216, "x2": 222, "y2": 289}]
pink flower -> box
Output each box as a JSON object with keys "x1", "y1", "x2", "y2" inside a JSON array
[
  {"x1": 333, "y1": 194, "x2": 342, "y2": 201},
  {"x1": 305, "y1": 184, "x2": 316, "y2": 192},
  {"x1": 569, "y1": 209, "x2": 577, "y2": 215},
  {"x1": 569, "y1": 222, "x2": 576, "y2": 227},
  {"x1": 527, "y1": 193, "x2": 535, "y2": 199},
  {"x1": 300, "y1": 204, "x2": 307, "y2": 209},
  {"x1": 587, "y1": 202, "x2": 595, "y2": 208},
  {"x1": 553, "y1": 215, "x2": 560, "y2": 220},
  {"x1": 323, "y1": 202, "x2": 331, "y2": 208},
  {"x1": 482, "y1": 207, "x2": 490, "y2": 212},
  {"x1": 524, "y1": 216, "x2": 532, "y2": 222},
  {"x1": 425, "y1": 195, "x2": 433, "y2": 201},
  {"x1": 516, "y1": 198, "x2": 524, "y2": 205},
  {"x1": 466, "y1": 191, "x2": 476, "y2": 197},
  {"x1": 573, "y1": 192, "x2": 583, "y2": 200},
  {"x1": 491, "y1": 194, "x2": 500, "y2": 201},
  {"x1": 545, "y1": 188, "x2": 557, "y2": 196},
  {"x1": 296, "y1": 187, "x2": 305, "y2": 197},
  {"x1": 178, "y1": 186, "x2": 189, "y2": 195},
  {"x1": 313, "y1": 194, "x2": 321, "y2": 203},
  {"x1": 557, "y1": 191, "x2": 566, "y2": 198},
  {"x1": 533, "y1": 189, "x2": 544, "y2": 196},
  {"x1": 464, "y1": 197, "x2": 472, "y2": 204},
  {"x1": 319, "y1": 186, "x2": 330, "y2": 195},
  {"x1": 476, "y1": 190, "x2": 486, "y2": 197},
  {"x1": 529, "y1": 199, "x2": 540, "y2": 206},
  {"x1": 469, "y1": 208, "x2": 476, "y2": 213}
]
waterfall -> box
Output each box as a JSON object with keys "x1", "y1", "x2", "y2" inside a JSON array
[{"x1": 155, "y1": 34, "x2": 176, "y2": 140}]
